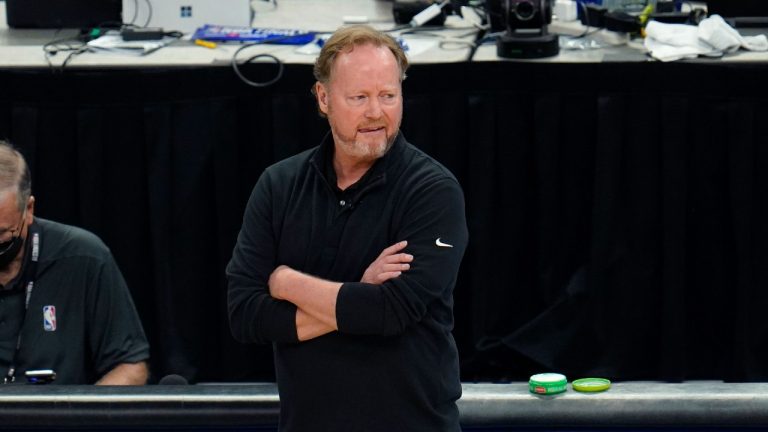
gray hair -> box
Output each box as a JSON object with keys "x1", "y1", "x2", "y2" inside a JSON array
[{"x1": 0, "y1": 140, "x2": 32, "y2": 212}]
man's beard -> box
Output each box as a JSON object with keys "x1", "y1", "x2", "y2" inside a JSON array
[
  {"x1": 341, "y1": 131, "x2": 397, "y2": 161},
  {"x1": 325, "y1": 99, "x2": 402, "y2": 163}
]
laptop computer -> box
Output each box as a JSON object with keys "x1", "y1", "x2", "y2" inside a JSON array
[
  {"x1": 706, "y1": 0, "x2": 768, "y2": 28},
  {"x1": 122, "y1": 0, "x2": 253, "y2": 34},
  {"x1": 5, "y1": 0, "x2": 122, "y2": 28}
]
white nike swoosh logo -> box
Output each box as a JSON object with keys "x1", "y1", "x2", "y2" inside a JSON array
[{"x1": 435, "y1": 238, "x2": 453, "y2": 248}]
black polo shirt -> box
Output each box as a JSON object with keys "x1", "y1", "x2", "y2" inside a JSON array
[{"x1": 0, "y1": 218, "x2": 149, "y2": 384}]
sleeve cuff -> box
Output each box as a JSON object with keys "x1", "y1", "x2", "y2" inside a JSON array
[
  {"x1": 267, "y1": 301, "x2": 300, "y2": 343},
  {"x1": 336, "y1": 282, "x2": 382, "y2": 335}
]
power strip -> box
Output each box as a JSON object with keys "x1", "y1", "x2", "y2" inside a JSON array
[{"x1": 121, "y1": 27, "x2": 165, "y2": 41}]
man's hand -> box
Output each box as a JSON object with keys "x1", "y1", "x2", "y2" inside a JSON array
[{"x1": 361, "y1": 240, "x2": 413, "y2": 284}]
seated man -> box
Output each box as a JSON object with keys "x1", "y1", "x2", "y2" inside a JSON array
[{"x1": 0, "y1": 140, "x2": 149, "y2": 384}]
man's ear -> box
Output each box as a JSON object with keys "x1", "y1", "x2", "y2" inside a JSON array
[
  {"x1": 25, "y1": 196, "x2": 35, "y2": 225},
  {"x1": 315, "y1": 82, "x2": 329, "y2": 115}
]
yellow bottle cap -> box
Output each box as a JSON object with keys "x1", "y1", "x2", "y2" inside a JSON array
[{"x1": 572, "y1": 377, "x2": 611, "y2": 392}]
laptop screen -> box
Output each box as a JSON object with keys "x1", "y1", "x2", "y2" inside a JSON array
[{"x1": 5, "y1": 0, "x2": 122, "y2": 29}]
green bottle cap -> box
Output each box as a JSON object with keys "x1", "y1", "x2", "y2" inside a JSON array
[
  {"x1": 572, "y1": 377, "x2": 611, "y2": 392},
  {"x1": 529, "y1": 373, "x2": 568, "y2": 395}
]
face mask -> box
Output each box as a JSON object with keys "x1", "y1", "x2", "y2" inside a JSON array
[{"x1": 0, "y1": 218, "x2": 26, "y2": 270}]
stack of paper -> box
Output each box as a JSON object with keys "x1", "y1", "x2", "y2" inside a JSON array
[{"x1": 87, "y1": 33, "x2": 177, "y2": 56}]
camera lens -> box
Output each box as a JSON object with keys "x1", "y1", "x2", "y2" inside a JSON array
[{"x1": 514, "y1": 0, "x2": 536, "y2": 20}]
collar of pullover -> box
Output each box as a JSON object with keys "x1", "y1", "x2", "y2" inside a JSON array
[{"x1": 310, "y1": 131, "x2": 408, "y2": 199}]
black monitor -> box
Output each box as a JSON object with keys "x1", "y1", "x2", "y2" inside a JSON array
[
  {"x1": 5, "y1": 0, "x2": 122, "y2": 29},
  {"x1": 706, "y1": 0, "x2": 768, "y2": 27}
]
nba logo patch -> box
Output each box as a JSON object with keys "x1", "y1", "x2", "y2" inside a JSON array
[{"x1": 43, "y1": 306, "x2": 57, "y2": 331}]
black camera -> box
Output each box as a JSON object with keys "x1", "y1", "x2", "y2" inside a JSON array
[
  {"x1": 506, "y1": 0, "x2": 552, "y2": 29},
  {"x1": 487, "y1": 0, "x2": 553, "y2": 32},
  {"x1": 492, "y1": 0, "x2": 559, "y2": 59}
]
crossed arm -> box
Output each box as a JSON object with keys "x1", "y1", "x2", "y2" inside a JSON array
[{"x1": 269, "y1": 241, "x2": 413, "y2": 341}]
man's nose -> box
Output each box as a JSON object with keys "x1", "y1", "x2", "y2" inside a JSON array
[{"x1": 365, "y1": 98, "x2": 383, "y2": 118}]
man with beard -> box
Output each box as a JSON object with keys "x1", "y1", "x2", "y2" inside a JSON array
[
  {"x1": 0, "y1": 140, "x2": 149, "y2": 384},
  {"x1": 227, "y1": 25, "x2": 468, "y2": 431}
]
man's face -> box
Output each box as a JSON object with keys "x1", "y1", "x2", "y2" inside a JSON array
[
  {"x1": 0, "y1": 189, "x2": 33, "y2": 262},
  {"x1": 315, "y1": 43, "x2": 403, "y2": 163}
]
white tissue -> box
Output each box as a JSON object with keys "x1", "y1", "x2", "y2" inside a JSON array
[{"x1": 644, "y1": 14, "x2": 768, "y2": 62}]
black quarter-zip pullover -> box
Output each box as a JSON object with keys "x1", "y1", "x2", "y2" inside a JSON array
[{"x1": 227, "y1": 132, "x2": 468, "y2": 432}]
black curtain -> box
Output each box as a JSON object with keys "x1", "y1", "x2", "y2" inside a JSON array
[
  {"x1": 459, "y1": 61, "x2": 768, "y2": 382},
  {"x1": 1, "y1": 61, "x2": 766, "y2": 383}
]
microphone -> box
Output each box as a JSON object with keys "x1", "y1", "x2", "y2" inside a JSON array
[{"x1": 158, "y1": 374, "x2": 189, "y2": 385}]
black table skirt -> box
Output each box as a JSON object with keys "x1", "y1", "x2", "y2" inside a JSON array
[{"x1": 1, "y1": 60, "x2": 766, "y2": 383}]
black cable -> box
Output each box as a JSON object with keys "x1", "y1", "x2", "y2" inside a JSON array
[
  {"x1": 40, "y1": 13, "x2": 179, "y2": 72},
  {"x1": 383, "y1": 24, "x2": 412, "y2": 33},
  {"x1": 127, "y1": 0, "x2": 152, "y2": 27},
  {"x1": 43, "y1": 20, "x2": 120, "y2": 71},
  {"x1": 505, "y1": 0, "x2": 512, "y2": 33},
  {"x1": 144, "y1": 0, "x2": 153, "y2": 28},
  {"x1": 398, "y1": 26, "x2": 477, "y2": 51},
  {"x1": 42, "y1": 35, "x2": 89, "y2": 72},
  {"x1": 231, "y1": 51, "x2": 284, "y2": 88},
  {"x1": 230, "y1": 34, "x2": 311, "y2": 87},
  {"x1": 130, "y1": 0, "x2": 139, "y2": 26},
  {"x1": 253, "y1": 0, "x2": 279, "y2": 13},
  {"x1": 575, "y1": 1, "x2": 594, "y2": 38},
  {"x1": 61, "y1": 46, "x2": 90, "y2": 69},
  {"x1": 467, "y1": 28, "x2": 485, "y2": 59},
  {"x1": 467, "y1": 4, "x2": 495, "y2": 27}
]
